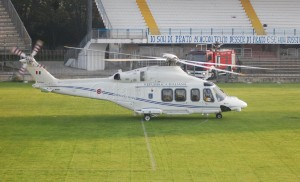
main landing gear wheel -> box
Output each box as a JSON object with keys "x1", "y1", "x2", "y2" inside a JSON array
[
  {"x1": 216, "y1": 113, "x2": 223, "y2": 119},
  {"x1": 144, "y1": 114, "x2": 151, "y2": 121}
]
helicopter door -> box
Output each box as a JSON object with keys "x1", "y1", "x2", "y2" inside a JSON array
[
  {"x1": 134, "y1": 86, "x2": 145, "y2": 110},
  {"x1": 115, "y1": 83, "x2": 134, "y2": 110},
  {"x1": 202, "y1": 88, "x2": 219, "y2": 113}
]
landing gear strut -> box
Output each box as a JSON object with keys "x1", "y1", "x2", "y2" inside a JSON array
[{"x1": 216, "y1": 113, "x2": 223, "y2": 119}]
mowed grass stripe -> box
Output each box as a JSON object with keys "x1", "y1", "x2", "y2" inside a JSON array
[{"x1": 0, "y1": 82, "x2": 299, "y2": 181}]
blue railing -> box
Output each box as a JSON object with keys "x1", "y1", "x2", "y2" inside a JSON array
[
  {"x1": 89, "y1": 27, "x2": 300, "y2": 40},
  {"x1": 266, "y1": 27, "x2": 299, "y2": 36},
  {"x1": 91, "y1": 28, "x2": 148, "y2": 39}
]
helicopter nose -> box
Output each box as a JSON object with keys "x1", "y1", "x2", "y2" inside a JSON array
[
  {"x1": 240, "y1": 100, "x2": 247, "y2": 109},
  {"x1": 226, "y1": 97, "x2": 247, "y2": 111}
]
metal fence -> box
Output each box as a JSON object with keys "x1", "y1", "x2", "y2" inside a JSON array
[
  {"x1": 1, "y1": 49, "x2": 300, "y2": 83},
  {"x1": 35, "y1": 49, "x2": 65, "y2": 61},
  {"x1": 0, "y1": 49, "x2": 65, "y2": 62}
]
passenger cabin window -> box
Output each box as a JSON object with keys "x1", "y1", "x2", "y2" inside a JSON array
[
  {"x1": 162, "y1": 89, "x2": 173, "y2": 102},
  {"x1": 175, "y1": 89, "x2": 186, "y2": 102},
  {"x1": 203, "y1": 88, "x2": 215, "y2": 102},
  {"x1": 191, "y1": 89, "x2": 200, "y2": 101}
]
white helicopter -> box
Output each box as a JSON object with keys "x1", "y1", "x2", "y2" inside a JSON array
[{"x1": 12, "y1": 41, "x2": 253, "y2": 121}]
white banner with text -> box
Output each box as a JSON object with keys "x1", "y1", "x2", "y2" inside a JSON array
[{"x1": 148, "y1": 35, "x2": 300, "y2": 44}]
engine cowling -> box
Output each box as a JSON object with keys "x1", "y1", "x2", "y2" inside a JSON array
[
  {"x1": 162, "y1": 53, "x2": 179, "y2": 65},
  {"x1": 113, "y1": 69, "x2": 146, "y2": 82}
]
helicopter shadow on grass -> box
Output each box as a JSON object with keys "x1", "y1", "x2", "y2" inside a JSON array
[
  {"x1": 1, "y1": 111, "x2": 299, "y2": 140},
  {"x1": 140, "y1": 111, "x2": 300, "y2": 136}
]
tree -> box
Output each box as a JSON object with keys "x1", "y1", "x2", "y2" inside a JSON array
[{"x1": 11, "y1": 0, "x2": 100, "y2": 49}]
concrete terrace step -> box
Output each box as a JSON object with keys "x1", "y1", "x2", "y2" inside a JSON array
[
  {"x1": 0, "y1": 26, "x2": 16, "y2": 31},
  {"x1": 0, "y1": 10, "x2": 8, "y2": 13},
  {"x1": 0, "y1": 11, "x2": 8, "y2": 15},
  {"x1": 0, "y1": 29, "x2": 18, "y2": 33},
  {"x1": 0, "y1": 14, "x2": 9, "y2": 19},
  {"x1": 0, "y1": 33, "x2": 19, "y2": 38},
  {"x1": 0, "y1": 42, "x2": 26, "y2": 47},
  {"x1": 0, "y1": 22, "x2": 13, "y2": 26},
  {"x1": 0, "y1": 38, "x2": 24, "y2": 44},
  {"x1": 0, "y1": 34, "x2": 20, "y2": 39},
  {"x1": 0, "y1": 26, "x2": 17, "y2": 30},
  {"x1": 0, "y1": 18, "x2": 11, "y2": 22}
]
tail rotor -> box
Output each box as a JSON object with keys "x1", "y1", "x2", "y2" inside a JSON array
[{"x1": 11, "y1": 40, "x2": 44, "y2": 76}]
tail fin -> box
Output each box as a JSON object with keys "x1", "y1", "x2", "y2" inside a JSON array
[{"x1": 23, "y1": 58, "x2": 58, "y2": 88}]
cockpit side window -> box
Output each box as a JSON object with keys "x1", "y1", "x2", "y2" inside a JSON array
[
  {"x1": 213, "y1": 87, "x2": 226, "y2": 102},
  {"x1": 203, "y1": 88, "x2": 215, "y2": 102}
]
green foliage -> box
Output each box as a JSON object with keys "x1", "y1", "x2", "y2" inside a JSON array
[
  {"x1": 0, "y1": 82, "x2": 299, "y2": 181},
  {"x1": 11, "y1": 0, "x2": 103, "y2": 48}
]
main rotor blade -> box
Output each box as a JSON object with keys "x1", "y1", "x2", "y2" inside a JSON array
[
  {"x1": 178, "y1": 60, "x2": 243, "y2": 75},
  {"x1": 183, "y1": 59, "x2": 273, "y2": 70},
  {"x1": 105, "y1": 58, "x2": 166, "y2": 62},
  {"x1": 64, "y1": 46, "x2": 160, "y2": 59}
]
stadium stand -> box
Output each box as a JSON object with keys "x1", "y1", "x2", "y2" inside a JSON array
[
  {"x1": 251, "y1": 0, "x2": 300, "y2": 34},
  {"x1": 136, "y1": 0, "x2": 160, "y2": 34},
  {"x1": 94, "y1": 0, "x2": 254, "y2": 35},
  {"x1": 0, "y1": 0, "x2": 31, "y2": 56},
  {"x1": 96, "y1": 0, "x2": 146, "y2": 29},
  {"x1": 146, "y1": 0, "x2": 252, "y2": 33},
  {"x1": 240, "y1": 0, "x2": 266, "y2": 35},
  {"x1": 67, "y1": 0, "x2": 300, "y2": 82}
]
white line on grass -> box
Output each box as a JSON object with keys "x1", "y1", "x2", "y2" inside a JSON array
[
  {"x1": 202, "y1": 118, "x2": 209, "y2": 124},
  {"x1": 141, "y1": 120, "x2": 156, "y2": 171}
]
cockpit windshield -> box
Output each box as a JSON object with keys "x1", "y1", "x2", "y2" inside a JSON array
[{"x1": 213, "y1": 86, "x2": 227, "y2": 102}]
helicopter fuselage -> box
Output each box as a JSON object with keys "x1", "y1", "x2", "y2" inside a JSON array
[{"x1": 34, "y1": 65, "x2": 247, "y2": 120}]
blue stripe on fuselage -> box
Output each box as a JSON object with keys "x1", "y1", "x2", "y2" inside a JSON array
[{"x1": 49, "y1": 85, "x2": 218, "y2": 109}]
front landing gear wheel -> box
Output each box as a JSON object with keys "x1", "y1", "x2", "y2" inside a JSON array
[
  {"x1": 216, "y1": 113, "x2": 223, "y2": 119},
  {"x1": 144, "y1": 114, "x2": 151, "y2": 121}
]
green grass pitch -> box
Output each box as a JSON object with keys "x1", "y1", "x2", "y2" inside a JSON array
[{"x1": 0, "y1": 82, "x2": 299, "y2": 181}]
